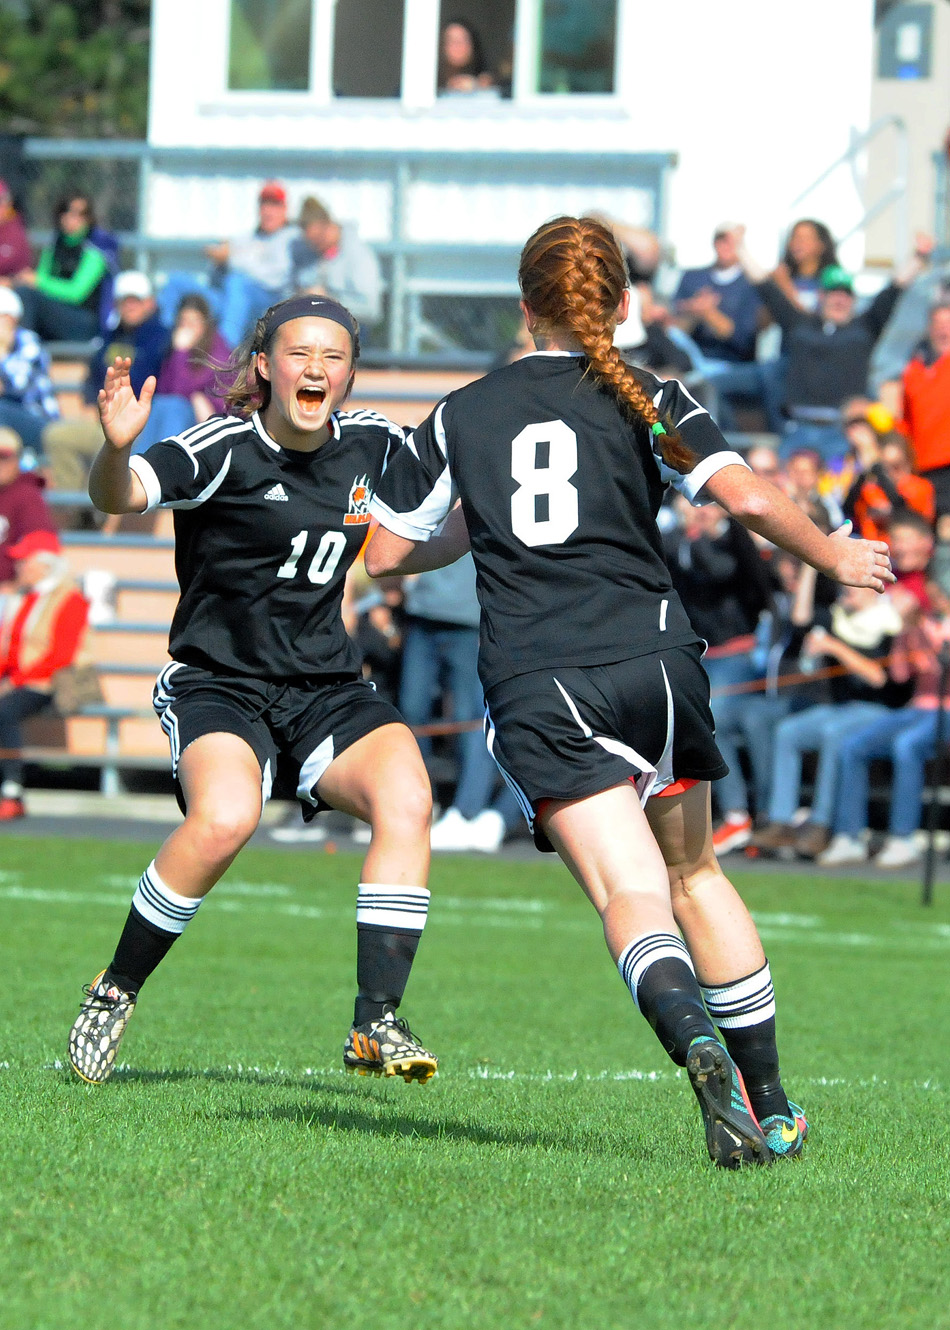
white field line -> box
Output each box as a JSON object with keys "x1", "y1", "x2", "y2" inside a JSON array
[
  {"x1": 33, "y1": 1059, "x2": 943, "y2": 1093},
  {"x1": 3, "y1": 883, "x2": 949, "y2": 949}
]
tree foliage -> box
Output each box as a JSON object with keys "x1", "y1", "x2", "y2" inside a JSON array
[{"x1": 0, "y1": 1, "x2": 150, "y2": 138}]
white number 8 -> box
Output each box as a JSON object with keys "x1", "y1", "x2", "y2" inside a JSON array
[{"x1": 510, "y1": 420, "x2": 579, "y2": 547}]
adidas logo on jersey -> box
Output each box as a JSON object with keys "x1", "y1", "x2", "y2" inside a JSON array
[{"x1": 264, "y1": 483, "x2": 289, "y2": 502}]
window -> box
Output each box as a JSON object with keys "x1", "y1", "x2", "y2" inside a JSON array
[
  {"x1": 228, "y1": 0, "x2": 312, "y2": 91},
  {"x1": 537, "y1": 0, "x2": 617, "y2": 94},
  {"x1": 437, "y1": 1, "x2": 514, "y2": 98},
  {"x1": 334, "y1": 0, "x2": 405, "y2": 98}
]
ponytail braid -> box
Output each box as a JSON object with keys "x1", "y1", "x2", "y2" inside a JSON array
[{"x1": 519, "y1": 216, "x2": 697, "y2": 474}]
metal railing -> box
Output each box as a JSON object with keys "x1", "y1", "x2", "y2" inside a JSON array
[
  {"x1": 788, "y1": 114, "x2": 910, "y2": 258},
  {"x1": 22, "y1": 138, "x2": 676, "y2": 359}
]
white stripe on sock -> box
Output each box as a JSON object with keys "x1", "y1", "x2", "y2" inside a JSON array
[
  {"x1": 356, "y1": 884, "x2": 430, "y2": 933},
  {"x1": 131, "y1": 861, "x2": 202, "y2": 936},
  {"x1": 701, "y1": 963, "x2": 776, "y2": 1029},
  {"x1": 617, "y1": 932, "x2": 693, "y2": 1009}
]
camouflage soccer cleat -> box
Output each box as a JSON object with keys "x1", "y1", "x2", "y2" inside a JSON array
[
  {"x1": 760, "y1": 1101, "x2": 809, "y2": 1159},
  {"x1": 686, "y1": 1037, "x2": 773, "y2": 1169},
  {"x1": 343, "y1": 1008, "x2": 438, "y2": 1084},
  {"x1": 67, "y1": 971, "x2": 137, "y2": 1084}
]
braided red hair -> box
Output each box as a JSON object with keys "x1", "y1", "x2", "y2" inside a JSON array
[{"x1": 518, "y1": 215, "x2": 696, "y2": 473}]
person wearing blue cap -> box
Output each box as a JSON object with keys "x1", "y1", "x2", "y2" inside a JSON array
[{"x1": 65, "y1": 294, "x2": 439, "y2": 1089}]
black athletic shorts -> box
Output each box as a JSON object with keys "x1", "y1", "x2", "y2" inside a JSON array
[
  {"x1": 152, "y1": 662, "x2": 405, "y2": 819},
  {"x1": 484, "y1": 643, "x2": 728, "y2": 851}
]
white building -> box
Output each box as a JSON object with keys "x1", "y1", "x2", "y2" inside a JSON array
[{"x1": 147, "y1": 0, "x2": 879, "y2": 348}]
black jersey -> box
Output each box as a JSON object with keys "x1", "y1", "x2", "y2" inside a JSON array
[
  {"x1": 370, "y1": 353, "x2": 749, "y2": 691},
  {"x1": 130, "y1": 409, "x2": 403, "y2": 679}
]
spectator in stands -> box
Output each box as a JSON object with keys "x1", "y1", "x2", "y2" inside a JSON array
[
  {"x1": 0, "y1": 286, "x2": 59, "y2": 462},
  {"x1": 159, "y1": 181, "x2": 297, "y2": 348},
  {"x1": 0, "y1": 529, "x2": 90, "y2": 820},
  {"x1": 0, "y1": 178, "x2": 32, "y2": 282},
  {"x1": 15, "y1": 193, "x2": 108, "y2": 343},
  {"x1": 735, "y1": 227, "x2": 933, "y2": 462},
  {"x1": 290, "y1": 197, "x2": 383, "y2": 327},
  {"x1": 0, "y1": 427, "x2": 57, "y2": 591},
  {"x1": 819, "y1": 582, "x2": 950, "y2": 869},
  {"x1": 899, "y1": 301, "x2": 950, "y2": 517},
  {"x1": 43, "y1": 272, "x2": 170, "y2": 506},
  {"x1": 783, "y1": 447, "x2": 845, "y2": 532},
  {"x1": 437, "y1": 18, "x2": 498, "y2": 94},
  {"x1": 130, "y1": 294, "x2": 230, "y2": 453},
  {"x1": 662, "y1": 497, "x2": 772, "y2": 852},
  {"x1": 843, "y1": 431, "x2": 935, "y2": 543},
  {"x1": 770, "y1": 219, "x2": 839, "y2": 313},
  {"x1": 889, "y1": 510, "x2": 935, "y2": 613},
  {"x1": 752, "y1": 582, "x2": 906, "y2": 860},
  {"x1": 399, "y1": 556, "x2": 510, "y2": 854},
  {"x1": 671, "y1": 222, "x2": 770, "y2": 431}
]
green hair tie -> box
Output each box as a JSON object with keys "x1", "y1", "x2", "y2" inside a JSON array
[{"x1": 652, "y1": 422, "x2": 667, "y2": 437}]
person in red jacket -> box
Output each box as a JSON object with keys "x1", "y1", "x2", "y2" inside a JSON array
[
  {"x1": 0, "y1": 178, "x2": 32, "y2": 281},
  {"x1": 0, "y1": 427, "x2": 57, "y2": 589},
  {"x1": 0, "y1": 529, "x2": 89, "y2": 819},
  {"x1": 900, "y1": 302, "x2": 950, "y2": 516}
]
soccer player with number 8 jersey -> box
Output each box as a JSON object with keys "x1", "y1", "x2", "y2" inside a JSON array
[
  {"x1": 67, "y1": 295, "x2": 438, "y2": 1087},
  {"x1": 366, "y1": 216, "x2": 895, "y2": 1168}
]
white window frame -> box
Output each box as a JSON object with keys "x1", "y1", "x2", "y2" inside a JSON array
[{"x1": 217, "y1": 0, "x2": 625, "y2": 108}]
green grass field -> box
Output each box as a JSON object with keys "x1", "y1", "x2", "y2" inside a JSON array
[{"x1": 2, "y1": 835, "x2": 949, "y2": 1330}]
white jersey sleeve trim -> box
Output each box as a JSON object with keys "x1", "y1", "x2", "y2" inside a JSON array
[
  {"x1": 675, "y1": 451, "x2": 750, "y2": 503},
  {"x1": 369, "y1": 491, "x2": 446, "y2": 542},
  {"x1": 128, "y1": 454, "x2": 162, "y2": 512}
]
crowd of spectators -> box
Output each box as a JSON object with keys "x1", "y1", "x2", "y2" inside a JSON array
[{"x1": 4, "y1": 166, "x2": 950, "y2": 860}]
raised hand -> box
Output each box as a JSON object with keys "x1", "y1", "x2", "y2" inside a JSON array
[
  {"x1": 826, "y1": 522, "x2": 895, "y2": 593},
  {"x1": 97, "y1": 357, "x2": 155, "y2": 450}
]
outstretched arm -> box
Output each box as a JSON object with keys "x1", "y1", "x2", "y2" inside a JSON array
[
  {"x1": 88, "y1": 357, "x2": 153, "y2": 514},
  {"x1": 704, "y1": 464, "x2": 895, "y2": 592},
  {"x1": 365, "y1": 505, "x2": 471, "y2": 577}
]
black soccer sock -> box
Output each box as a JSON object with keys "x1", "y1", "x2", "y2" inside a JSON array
[
  {"x1": 618, "y1": 933, "x2": 717, "y2": 1067},
  {"x1": 354, "y1": 884, "x2": 430, "y2": 1026},
  {"x1": 106, "y1": 861, "x2": 203, "y2": 994},
  {"x1": 701, "y1": 962, "x2": 791, "y2": 1122}
]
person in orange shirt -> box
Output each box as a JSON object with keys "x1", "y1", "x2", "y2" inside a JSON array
[
  {"x1": 0, "y1": 529, "x2": 90, "y2": 819},
  {"x1": 900, "y1": 302, "x2": 950, "y2": 515},
  {"x1": 844, "y1": 432, "x2": 935, "y2": 543}
]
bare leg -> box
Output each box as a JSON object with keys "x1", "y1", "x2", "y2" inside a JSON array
[
  {"x1": 155, "y1": 732, "x2": 266, "y2": 897},
  {"x1": 646, "y1": 781, "x2": 764, "y2": 984},
  {"x1": 317, "y1": 722, "x2": 431, "y2": 884}
]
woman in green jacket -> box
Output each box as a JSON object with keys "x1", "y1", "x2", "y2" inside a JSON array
[{"x1": 16, "y1": 193, "x2": 108, "y2": 342}]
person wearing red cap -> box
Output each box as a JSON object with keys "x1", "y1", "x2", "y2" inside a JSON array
[
  {"x1": 0, "y1": 528, "x2": 90, "y2": 819},
  {"x1": 0, "y1": 425, "x2": 57, "y2": 591},
  {"x1": 158, "y1": 181, "x2": 297, "y2": 347}
]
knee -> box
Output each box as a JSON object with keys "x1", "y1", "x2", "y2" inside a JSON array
[
  {"x1": 186, "y1": 799, "x2": 260, "y2": 864},
  {"x1": 669, "y1": 859, "x2": 723, "y2": 914},
  {"x1": 371, "y1": 772, "x2": 432, "y2": 840}
]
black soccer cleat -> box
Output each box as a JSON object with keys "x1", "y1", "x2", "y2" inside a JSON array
[
  {"x1": 67, "y1": 971, "x2": 137, "y2": 1084},
  {"x1": 686, "y1": 1037, "x2": 773, "y2": 1169},
  {"x1": 343, "y1": 1009, "x2": 438, "y2": 1084}
]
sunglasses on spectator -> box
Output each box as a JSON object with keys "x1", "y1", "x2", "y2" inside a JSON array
[{"x1": 61, "y1": 203, "x2": 89, "y2": 217}]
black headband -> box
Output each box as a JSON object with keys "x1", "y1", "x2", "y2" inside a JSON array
[{"x1": 260, "y1": 296, "x2": 360, "y2": 356}]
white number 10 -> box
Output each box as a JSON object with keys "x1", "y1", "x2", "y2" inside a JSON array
[
  {"x1": 276, "y1": 529, "x2": 347, "y2": 585},
  {"x1": 510, "y1": 420, "x2": 579, "y2": 547}
]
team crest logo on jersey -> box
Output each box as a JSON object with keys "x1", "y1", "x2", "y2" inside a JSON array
[{"x1": 343, "y1": 474, "x2": 372, "y2": 525}]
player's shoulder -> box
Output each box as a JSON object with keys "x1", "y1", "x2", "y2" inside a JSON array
[
  {"x1": 161, "y1": 413, "x2": 253, "y2": 454},
  {"x1": 336, "y1": 407, "x2": 406, "y2": 442}
]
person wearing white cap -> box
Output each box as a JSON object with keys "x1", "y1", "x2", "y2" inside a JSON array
[
  {"x1": 43, "y1": 272, "x2": 170, "y2": 506},
  {"x1": 0, "y1": 285, "x2": 60, "y2": 460}
]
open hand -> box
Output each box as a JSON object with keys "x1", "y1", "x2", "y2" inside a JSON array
[{"x1": 97, "y1": 357, "x2": 155, "y2": 450}]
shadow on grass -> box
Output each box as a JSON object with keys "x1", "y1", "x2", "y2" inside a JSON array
[{"x1": 61, "y1": 1063, "x2": 655, "y2": 1159}]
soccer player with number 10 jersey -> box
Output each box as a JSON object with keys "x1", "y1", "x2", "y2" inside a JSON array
[{"x1": 67, "y1": 296, "x2": 438, "y2": 1087}]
